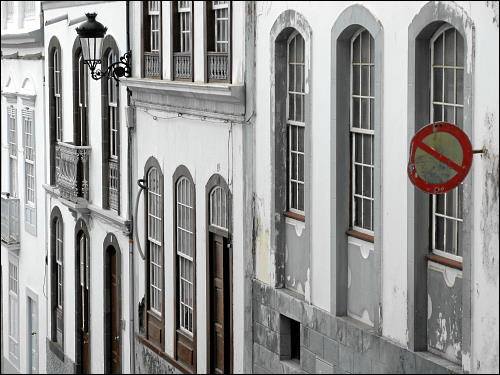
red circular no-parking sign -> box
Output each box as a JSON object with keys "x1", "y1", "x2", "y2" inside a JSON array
[{"x1": 408, "y1": 122, "x2": 473, "y2": 194}]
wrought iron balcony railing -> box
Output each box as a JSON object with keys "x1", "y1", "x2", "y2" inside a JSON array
[
  {"x1": 55, "y1": 142, "x2": 91, "y2": 202},
  {"x1": 1, "y1": 193, "x2": 20, "y2": 245},
  {"x1": 144, "y1": 52, "x2": 161, "y2": 79},
  {"x1": 173, "y1": 52, "x2": 192, "y2": 80},
  {"x1": 207, "y1": 52, "x2": 229, "y2": 82}
]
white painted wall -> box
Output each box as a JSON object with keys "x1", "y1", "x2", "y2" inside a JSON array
[
  {"x1": 253, "y1": 1, "x2": 499, "y2": 373},
  {"x1": 42, "y1": 2, "x2": 132, "y2": 373},
  {"x1": 1, "y1": 2, "x2": 47, "y2": 372},
  {"x1": 133, "y1": 108, "x2": 247, "y2": 373}
]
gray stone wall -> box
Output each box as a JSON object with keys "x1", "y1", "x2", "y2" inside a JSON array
[
  {"x1": 46, "y1": 339, "x2": 75, "y2": 374},
  {"x1": 252, "y1": 280, "x2": 463, "y2": 374},
  {"x1": 134, "y1": 339, "x2": 183, "y2": 375}
]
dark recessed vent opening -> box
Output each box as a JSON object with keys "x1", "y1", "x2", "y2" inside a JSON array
[{"x1": 280, "y1": 314, "x2": 301, "y2": 362}]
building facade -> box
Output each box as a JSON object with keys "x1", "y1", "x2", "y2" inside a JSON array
[
  {"x1": 0, "y1": 1, "x2": 498, "y2": 375},
  {"x1": 41, "y1": 1, "x2": 131, "y2": 374},
  {"x1": 1, "y1": 1, "x2": 46, "y2": 373}
]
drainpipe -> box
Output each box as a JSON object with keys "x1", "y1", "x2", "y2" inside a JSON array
[{"x1": 125, "y1": 2, "x2": 135, "y2": 374}]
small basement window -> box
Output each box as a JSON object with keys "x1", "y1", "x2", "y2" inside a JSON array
[{"x1": 280, "y1": 314, "x2": 301, "y2": 362}]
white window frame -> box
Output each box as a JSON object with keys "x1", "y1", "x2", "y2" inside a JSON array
[
  {"x1": 286, "y1": 31, "x2": 306, "y2": 216},
  {"x1": 430, "y1": 25, "x2": 464, "y2": 263},
  {"x1": 147, "y1": 167, "x2": 162, "y2": 316},
  {"x1": 210, "y1": 186, "x2": 228, "y2": 230},
  {"x1": 6, "y1": 1, "x2": 15, "y2": 23},
  {"x1": 24, "y1": 1, "x2": 36, "y2": 20},
  {"x1": 8, "y1": 259, "x2": 20, "y2": 369},
  {"x1": 8, "y1": 105, "x2": 18, "y2": 198},
  {"x1": 176, "y1": 176, "x2": 194, "y2": 336},
  {"x1": 148, "y1": 1, "x2": 161, "y2": 53},
  {"x1": 350, "y1": 29, "x2": 375, "y2": 236},
  {"x1": 23, "y1": 107, "x2": 35, "y2": 206},
  {"x1": 213, "y1": 1, "x2": 229, "y2": 53},
  {"x1": 178, "y1": 1, "x2": 192, "y2": 53},
  {"x1": 53, "y1": 49, "x2": 62, "y2": 142}
]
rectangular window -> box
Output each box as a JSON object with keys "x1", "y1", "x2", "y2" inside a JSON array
[
  {"x1": 147, "y1": 168, "x2": 162, "y2": 315},
  {"x1": 6, "y1": 1, "x2": 14, "y2": 22},
  {"x1": 207, "y1": 1, "x2": 231, "y2": 82},
  {"x1": 143, "y1": 1, "x2": 161, "y2": 78},
  {"x1": 176, "y1": 177, "x2": 194, "y2": 335},
  {"x1": 430, "y1": 27, "x2": 464, "y2": 261},
  {"x1": 173, "y1": 1, "x2": 193, "y2": 80},
  {"x1": 8, "y1": 105, "x2": 18, "y2": 198},
  {"x1": 287, "y1": 33, "x2": 305, "y2": 215},
  {"x1": 279, "y1": 315, "x2": 301, "y2": 362},
  {"x1": 24, "y1": 1, "x2": 35, "y2": 19},
  {"x1": 350, "y1": 30, "x2": 375, "y2": 235},
  {"x1": 23, "y1": 108, "x2": 35, "y2": 205},
  {"x1": 8, "y1": 261, "x2": 20, "y2": 368}
]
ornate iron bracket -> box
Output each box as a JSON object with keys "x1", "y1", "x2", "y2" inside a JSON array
[{"x1": 87, "y1": 51, "x2": 132, "y2": 83}]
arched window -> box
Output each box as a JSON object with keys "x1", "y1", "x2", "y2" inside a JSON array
[
  {"x1": 350, "y1": 29, "x2": 375, "y2": 234},
  {"x1": 48, "y1": 37, "x2": 62, "y2": 185},
  {"x1": 210, "y1": 186, "x2": 228, "y2": 230},
  {"x1": 74, "y1": 48, "x2": 88, "y2": 146},
  {"x1": 143, "y1": 157, "x2": 164, "y2": 349},
  {"x1": 101, "y1": 36, "x2": 121, "y2": 213},
  {"x1": 173, "y1": 166, "x2": 196, "y2": 371},
  {"x1": 50, "y1": 207, "x2": 64, "y2": 349},
  {"x1": 147, "y1": 167, "x2": 162, "y2": 315},
  {"x1": 287, "y1": 31, "x2": 305, "y2": 215},
  {"x1": 430, "y1": 25, "x2": 464, "y2": 261}
]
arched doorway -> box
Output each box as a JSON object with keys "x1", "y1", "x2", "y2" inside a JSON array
[
  {"x1": 104, "y1": 233, "x2": 121, "y2": 374},
  {"x1": 206, "y1": 174, "x2": 232, "y2": 374}
]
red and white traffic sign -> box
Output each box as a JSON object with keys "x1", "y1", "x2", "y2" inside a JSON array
[{"x1": 408, "y1": 122, "x2": 473, "y2": 194}]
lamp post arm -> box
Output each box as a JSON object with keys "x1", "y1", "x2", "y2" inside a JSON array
[{"x1": 88, "y1": 51, "x2": 132, "y2": 83}]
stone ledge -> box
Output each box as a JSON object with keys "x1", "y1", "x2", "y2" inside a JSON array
[{"x1": 124, "y1": 77, "x2": 246, "y2": 122}]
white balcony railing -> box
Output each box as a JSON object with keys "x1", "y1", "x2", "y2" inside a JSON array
[
  {"x1": 207, "y1": 52, "x2": 229, "y2": 81},
  {"x1": 1, "y1": 193, "x2": 20, "y2": 244},
  {"x1": 144, "y1": 52, "x2": 161, "y2": 79},
  {"x1": 173, "y1": 52, "x2": 192, "y2": 80},
  {"x1": 55, "y1": 142, "x2": 91, "y2": 202}
]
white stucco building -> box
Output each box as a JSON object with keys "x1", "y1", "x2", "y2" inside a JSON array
[{"x1": 1, "y1": 1, "x2": 46, "y2": 373}]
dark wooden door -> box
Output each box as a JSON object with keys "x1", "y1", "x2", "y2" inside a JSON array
[
  {"x1": 210, "y1": 233, "x2": 230, "y2": 374},
  {"x1": 110, "y1": 249, "x2": 121, "y2": 373},
  {"x1": 79, "y1": 234, "x2": 91, "y2": 374}
]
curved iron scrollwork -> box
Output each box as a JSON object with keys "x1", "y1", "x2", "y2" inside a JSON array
[{"x1": 88, "y1": 51, "x2": 132, "y2": 83}]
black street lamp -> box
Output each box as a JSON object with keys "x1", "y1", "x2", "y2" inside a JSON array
[{"x1": 76, "y1": 13, "x2": 131, "y2": 82}]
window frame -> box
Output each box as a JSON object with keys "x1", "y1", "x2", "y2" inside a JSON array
[
  {"x1": 286, "y1": 31, "x2": 306, "y2": 217},
  {"x1": 50, "y1": 208, "x2": 64, "y2": 349},
  {"x1": 143, "y1": 1, "x2": 162, "y2": 79},
  {"x1": 8, "y1": 105, "x2": 18, "y2": 198},
  {"x1": 349, "y1": 28, "x2": 375, "y2": 236},
  {"x1": 8, "y1": 259, "x2": 20, "y2": 369},
  {"x1": 53, "y1": 49, "x2": 62, "y2": 142},
  {"x1": 173, "y1": 165, "x2": 197, "y2": 371},
  {"x1": 429, "y1": 24, "x2": 464, "y2": 263},
  {"x1": 143, "y1": 158, "x2": 165, "y2": 349},
  {"x1": 22, "y1": 107, "x2": 36, "y2": 207},
  {"x1": 172, "y1": 1, "x2": 194, "y2": 81}
]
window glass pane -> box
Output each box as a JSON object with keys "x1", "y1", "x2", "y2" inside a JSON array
[
  {"x1": 433, "y1": 68, "x2": 443, "y2": 102},
  {"x1": 443, "y1": 68, "x2": 454, "y2": 103},
  {"x1": 433, "y1": 33, "x2": 444, "y2": 65},
  {"x1": 444, "y1": 29, "x2": 455, "y2": 66},
  {"x1": 352, "y1": 65, "x2": 360, "y2": 96},
  {"x1": 456, "y1": 32, "x2": 464, "y2": 67}
]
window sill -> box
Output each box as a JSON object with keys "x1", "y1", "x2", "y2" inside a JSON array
[
  {"x1": 346, "y1": 230, "x2": 374, "y2": 243},
  {"x1": 426, "y1": 254, "x2": 463, "y2": 270},
  {"x1": 284, "y1": 211, "x2": 305, "y2": 222},
  {"x1": 137, "y1": 334, "x2": 191, "y2": 374}
]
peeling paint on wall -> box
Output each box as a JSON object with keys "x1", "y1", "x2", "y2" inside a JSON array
[
  {"x1": 480, "y1": 112, "x2": 499, "y2": 284},
  {"x1": 486, "y1": 1, "x2": 500, "y2": 27}
]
